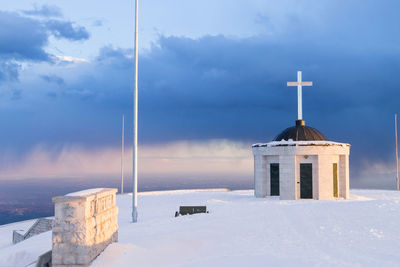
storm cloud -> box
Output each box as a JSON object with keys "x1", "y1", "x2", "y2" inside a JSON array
[
  {"x1": 0, "y1": 10, "x2": 89, "y2": 82},
  {"x1": 2, "y1": 35, "x2": 399, "y2": 160},
  {"x1": 45, "y1": 20, "x2": 89, "y2": 41},
  {"x1": 1, "y1": 1, "x2": 400, "y2": 187},
  {"x1": 0, "y1": 11, "x2": 50, "y2": 62}
]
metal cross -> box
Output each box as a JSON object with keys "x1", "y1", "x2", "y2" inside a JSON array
[{"x1": 287, "y1": 71, "x2": 313, "y2": 120}]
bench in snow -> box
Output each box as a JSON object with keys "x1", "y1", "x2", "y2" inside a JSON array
[{"x1": 175, "y1": 206, "x2": 208, "y2": 217}]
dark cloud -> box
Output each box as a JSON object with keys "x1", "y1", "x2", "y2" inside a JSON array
[
  {"x1": 41, "y1": 74, "x2": 65, "y2": 86},
  {"x1": 2, "y1": 35, "x2": 399, "y2": 168},
  {"x1": 46, "y1": 20, "x2": 89, "y2": 41},
  {"x1": 0, "y1": 62, "x2": 20, "y2": 82},
  {"x1": 97, "y1": 46, "x2": 129, "y2": 61},
  {"x1": 0, "y1": 10, "x2": 89, "y2": 82},
  {"x1": 0, "y1": 11, "x2": 50, "y2": 62},
  {"x1": 22, "y1": 5, "x2": 63, "y2": 18},
  {"x1": 2, "y1": 1, "x2": 400, "y2": 188}
]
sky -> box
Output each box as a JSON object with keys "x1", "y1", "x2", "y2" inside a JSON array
[{"x1": 1, "y1": 0, "x2": 400, "y2": 189}]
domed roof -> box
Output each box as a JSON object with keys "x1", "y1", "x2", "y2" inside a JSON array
[{"x1": 274, "y1": 120, "x2": 328, "y2": 141}]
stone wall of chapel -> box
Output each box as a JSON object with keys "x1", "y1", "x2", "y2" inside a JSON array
[
  {"x1": 339, "y1": 155, "x2": 350, "y2": 199},
  {"x1": 253, "y1": 144, "x2": 350, "y2": 157},
  {"x1": 254, "y1": 155, "x2": 267, "y2": 198},
  {"x1": 253, "y1": 143, "x2": 350, "y2": 200},
  {"x1": 316, "y1": 155, "x2": 340, "y2": 200},
  {"x1": 278, "y1": 155, "x2": 296, "y2": 200}
]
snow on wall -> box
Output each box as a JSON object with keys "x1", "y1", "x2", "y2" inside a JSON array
[{"x1": 66, "y1": 188, "x2": 105, "y2": 197}]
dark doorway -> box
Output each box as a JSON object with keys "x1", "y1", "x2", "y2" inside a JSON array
[
  {"x1": 300, "y1": 163, "x2": 313, "y2": 199},
  {"x1": 270, "y1": 163, "x2": 279, "y2": 196},
  {"x1": 333, "y1": 163, "x2": 338, "y2": 197}
]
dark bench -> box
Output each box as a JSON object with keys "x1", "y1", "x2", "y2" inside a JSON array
[{"x1": 175, "y1": 206, "x2": 208, "y2": 217}]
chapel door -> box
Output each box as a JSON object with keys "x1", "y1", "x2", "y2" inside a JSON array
[
  {"x1": 270, "y1": 163, "x2": 279, "y2": 196},
  {"x1": 333, "y1": 163, "x2": 338, "y2": 197},
  {"x1": 300, "y1": 163, "x2": 313, "y2": 199}
]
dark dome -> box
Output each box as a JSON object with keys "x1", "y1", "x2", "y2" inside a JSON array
[{"x1": 274, "y1": 120, "x2": 328, "y2": 141}]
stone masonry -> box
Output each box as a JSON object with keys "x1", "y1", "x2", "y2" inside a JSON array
[{"x1": 52, "y1": 188, "x2": 118, "y2": 267}]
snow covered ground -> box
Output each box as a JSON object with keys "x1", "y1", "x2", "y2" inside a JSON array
[
  {"x1": 0, "y1": 219, "x2": 51, "y2": 267},
  {"x1": 1, "y1": 189, "x2": 400, "y2": 266}
]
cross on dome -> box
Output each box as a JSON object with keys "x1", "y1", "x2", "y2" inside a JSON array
[{"x1": 287, "y1": 71, "x2": 313, "y2": 121}]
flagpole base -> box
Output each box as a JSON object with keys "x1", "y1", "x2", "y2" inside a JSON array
[{"x1": 132, "y1": 207, "x2": 138, "y2": 223}]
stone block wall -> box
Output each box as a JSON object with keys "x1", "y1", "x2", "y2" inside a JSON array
[
  {"x1": 316, "y1": 155, "x2": 338, "y2": 200},
  {"x1": 254, "y1": 155, "x2": 266, "y2": 197},
  {"x1": 52, "y1": 188, "x2": 118, "y2": 267},
  {"x1": 339, "y1": 155, "x2": 350, "y2": 199},
  {"x1": 279, "y1": 155, "x2": 296, "y2": 200}
]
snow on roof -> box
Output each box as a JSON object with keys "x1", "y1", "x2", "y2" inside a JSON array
[
  {"x1": 253, "y1": 139, "x2": 350, "y2": 148},
  {"x1": 66, "y1": 188, "x2": 105, "y2": 197}
]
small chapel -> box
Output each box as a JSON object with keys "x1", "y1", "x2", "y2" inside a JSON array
[{"x1": 252, "y1": 71, "x2": 350, "y2": 200}]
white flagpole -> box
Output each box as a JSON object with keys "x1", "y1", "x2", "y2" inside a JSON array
[
  {"x1": 395, "y1": 113, "x2": 399, "y2": 191},
  {"x1": 132, "y1": 0, "x2": 139, "y2": 223},
  {"x1": 121, "y1": 114, "x2": 124, "y2": 194}
]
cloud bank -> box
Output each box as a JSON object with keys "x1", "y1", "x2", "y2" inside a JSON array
[
  {"x1": 2, "y1": 1, "x2": 400, "y2": 188},
  {"x1": 0, "y1": 10, "x2": 89, "y2": 83},
  {"x1": 0, "y1": 140, "x2": 252, "y2": 179}
]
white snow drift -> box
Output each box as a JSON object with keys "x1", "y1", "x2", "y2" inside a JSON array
[{"x1": 1, "y1": 189, "x2": 400, "y2": 266}]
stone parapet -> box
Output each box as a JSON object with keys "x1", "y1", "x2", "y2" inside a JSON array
[{"x1": 52, "y1": 188, "x2": 118, "y2": 267}]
